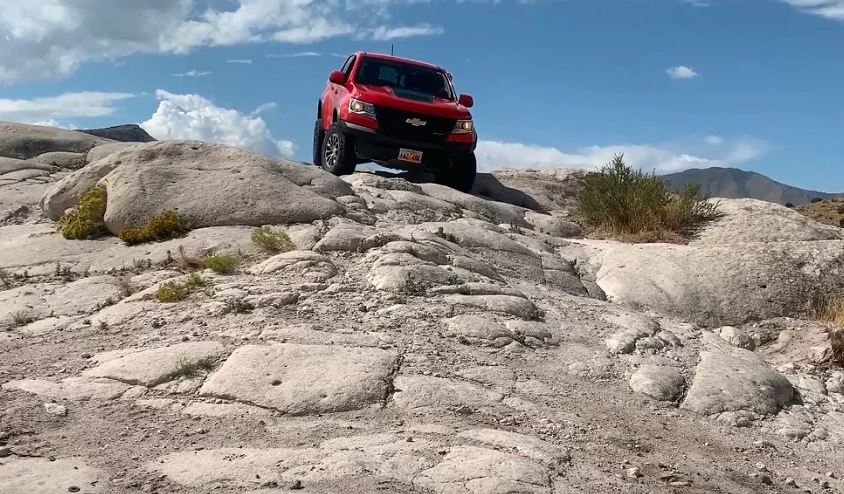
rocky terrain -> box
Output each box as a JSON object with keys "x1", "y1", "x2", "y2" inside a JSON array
[
  {"x1": 796, "y1": 199, "x2": 844, "y2": 229},
  {"x1": 1, "y1": 121, "x2": 843, "y2": 493}
]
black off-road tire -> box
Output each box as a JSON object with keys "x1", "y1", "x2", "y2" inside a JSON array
[
  {"x1": 321, "y1": 123, "x2": 357, "y2": 175},
  {"x1": 312, "y1": 119, "x2": 325, "y2": 166},
  {"x1": 437, "y1": 153, "x2": 477, "y2": 193}
]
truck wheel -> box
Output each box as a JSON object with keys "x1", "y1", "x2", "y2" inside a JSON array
[
  {"x1": 312, "y1": 119, "x2": 324, "y2": 166},
  {"x1": 321, "y1": 123, "x2": 356, "y2": 175},
  {"x1": 438, "y1": 153, "x2": 477, "y2": 193}
]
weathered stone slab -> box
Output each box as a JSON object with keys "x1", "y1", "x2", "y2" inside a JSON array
[{"x1": 199, "y1": 343, "x2": 398, "y2": 414}]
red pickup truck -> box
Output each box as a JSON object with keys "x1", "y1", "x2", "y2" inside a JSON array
[{"x1": 313, "y1": 52, "x2": 477, "y2": 192}]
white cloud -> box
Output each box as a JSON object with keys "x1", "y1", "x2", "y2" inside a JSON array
[
  {"x1": 267, "y1": 51, "x2": 324, "y2": 59},
  {"x1": 0, "y1": 1, "x2": 451, "y2": 83},
  {"x1": 370, "y1": 23, "x2": 445, "y2": 41},
  {"x1": 704, "y1": 135, "x2": 724, "y2": 145},
  {"x1": 0, "y1": 92, "x2": 135, "y2": 124},
  {"x1": 475, "y1": 137, "x2": 767, "y2": 173},
  {"x1": 140, "y1": 89, "x2": 294, "y2": 158},
  {"x1": 666, "y1": 65, "x2": 699, "y2": 79},
  {"x1": 226, "y1": 59, "x2": 253, "y2": 64},
  {"x1": 172, "y1": 69, "x2": 211, "y2": 77},
  {"x1": 782, "y1": 0, "x2": 844, "y2": 21}
]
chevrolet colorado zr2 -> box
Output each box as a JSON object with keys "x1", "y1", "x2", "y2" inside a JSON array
[{"x1": 313, "y1": 52, "x2": 477, "y2": 192}]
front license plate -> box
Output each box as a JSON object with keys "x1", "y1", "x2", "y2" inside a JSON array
[{"x1": 398, "y1": 148, "x2": 423, "y2": 164}]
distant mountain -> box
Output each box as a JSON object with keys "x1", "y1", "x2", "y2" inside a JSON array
[
  {"x1": 79, "y1": 124, "x2": 156, "y2": 143},
  {"x1": 662, "y1": 167, "x2": 842, "y2": 205}
]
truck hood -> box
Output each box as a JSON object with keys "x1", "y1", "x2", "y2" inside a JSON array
[{"x1": 354, "y1": 84, "x2": 471, "y2": 119}]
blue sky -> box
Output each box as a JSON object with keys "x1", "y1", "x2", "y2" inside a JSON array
[{"x1": 0, "y1": 0, "x2": 842, "y2": 191}]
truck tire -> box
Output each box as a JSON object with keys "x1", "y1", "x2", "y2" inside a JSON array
[
  {"x1": 321, "y1": 123, "x2": 357, "y2": 176},
  {"x1": 312, "y1": 119, "x2": 324, "y2": 166},
  {"x1": 438, "y1": 153, "x2": 477, "y2": 193}
]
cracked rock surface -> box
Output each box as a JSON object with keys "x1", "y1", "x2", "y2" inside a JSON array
[{"x1": 1, "y1": 130, "x2": 843, "y2": 493}]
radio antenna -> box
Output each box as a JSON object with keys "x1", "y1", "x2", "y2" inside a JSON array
[{"x1": 391, "y1": 44, "x2": 394, "y2": 56}]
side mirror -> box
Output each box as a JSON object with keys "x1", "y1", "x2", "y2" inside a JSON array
[
  {"x1": 329, "y1": 70, "x2": 347, "y2": 85},
  {"x1": 458, "y1": 94, "x2": 474, "y2": 108}
]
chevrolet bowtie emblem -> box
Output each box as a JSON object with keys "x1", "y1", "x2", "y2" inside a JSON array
[{"x1": 405, "y1": 118, "x2": 427, "y2": 127}]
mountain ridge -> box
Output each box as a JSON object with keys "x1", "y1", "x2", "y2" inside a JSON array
[{"x1": 662, "y1": 166, "x2": 842, "y2": 205}]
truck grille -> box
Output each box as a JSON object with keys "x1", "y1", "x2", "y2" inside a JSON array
[{"x1": 373, "y1": 106, "x2": 455, "y2": 145}]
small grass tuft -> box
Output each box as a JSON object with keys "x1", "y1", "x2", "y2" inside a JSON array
[
  {"x1": 171, "y1": 356, "x2": 216, "y2": 379},
  {"x1": 183, "y1": 272, "x2": 206, "y2": 288},
  {"x1": 153, "y1": 273, "x2": 207, "y2": 303},
  {"x1": 154, "y1": 282, "x2": 187, "y2": 303},
  {"x1": 204, "y1": 254, "x2": 240, "y2": 275},
  {"x1": 0, "y1": 268, "x2": 8, "y2": 287},
  {"x1": 831, "y1": 328, "x2": 844, "y2": 367},
  {"x1": 810, "y1": 292, "x2": 844, "y2": 367},
  {"x1": 119, "y1": 211, "x2": 188, "y2": 245},
  {"x1": 813, "y1": 293, "x2": 844, "y2": 327},
  {"x1": 57, "y1": 186, "x2": 107, "y2": 240},
  {"x1": 116, "y1": 277, "x2": 136, "y2": 298},
  {"x1": 251, "y1": 226, "x2": 294, "y2": 253},
  {"x1": 223, "y1": 298, "x2": 255, "y2": 314},
  {"x1": 575, "y1": 154, "x2": 721, "y2": 243},
  {"x1": 11, "y1": 310, "x2": 35, "y2": 327}
]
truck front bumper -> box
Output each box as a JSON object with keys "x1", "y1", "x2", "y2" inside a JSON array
[{"x1": 339, "y1": 120, "x2": 475, "y2": 171}]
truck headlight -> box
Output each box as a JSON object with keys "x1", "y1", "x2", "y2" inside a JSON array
[
  {"x1": 349, "y1": 98, "x2": 375, "y2": 117},
  {"x1": 454, "y1": 119, "x2": 474, "y2": 133}
]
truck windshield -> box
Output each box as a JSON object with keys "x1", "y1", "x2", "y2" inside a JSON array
[{"x1": 355, "y1": 57, "x2": 453, "y2": 101}]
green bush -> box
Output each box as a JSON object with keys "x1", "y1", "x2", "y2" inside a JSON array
[
  {"x1": 785, "y1": 202, "x2": 795, "y2": 208},
  {"x1": 57, "y1": 186, "x2": 107, "y2": 239},
  {"x1": 811, "y1": 197, "x2": 823, "y2": 204},
  {"x1": 154, "y1": 282, "x2": 187, "y2": 303},
  {"x1": 204, "y1": 254, "x2": 240, "y2": 275},
  {"x1": 119, "y1": 210, "x2": 188, "y2": 245},
  {"x1": 575, "y1": 154, "x2": 721, "y2": 243},
  {"x1": 252, "y1": 226, "x2": 294, "y2": 253}
]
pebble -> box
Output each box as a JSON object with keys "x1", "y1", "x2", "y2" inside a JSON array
[
  {"x1": 756, "y1": 462, "x2": 768, "y2": 471},
  {"x1": 0, "y1": 446, "x2": 11, "y2": 458},
  {"x1": 627, "y1": 467, "x2": 643, "y2": 479},
  {"x1": 44, "y1": 402, "x2": 68, "y2": 416},
  {"x1": 785, "y1": 477, "x2": 798, "y2": 488},
  {"x1": 290, "y1": 479, "x2": 304, "y2": 490}
]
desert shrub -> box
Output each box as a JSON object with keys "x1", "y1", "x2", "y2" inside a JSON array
[
  {"x1": 252, "y1": 226, "x2": 294, "y2": 253},
  {"x1": 119, "y1": 211, "x2": 188, "y2": 245},
  {"x1": 575, "y1": 154, "x2": 721, "y2": 242},
  {"x1": 810, "y1": 197, "x2": 823, "y2": 204},
  {"x1": 57, "y1": 186, "x2": 107, "y2": 239},
  {"x1": 0, "y1": 268, "x2": 8, "y2": 287},
  {"x1": 204, "y1": 254, "x2": 240, "y2": 275},
  {"x1": 837, "y1": 205, "x2": 844, "y2": 214},
  {"x1": 839, "y1": 218, "x2": 844, "y2": 228},
  {"x1": 784, "y1": 202, "x2": 795, "y2": 208}
]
